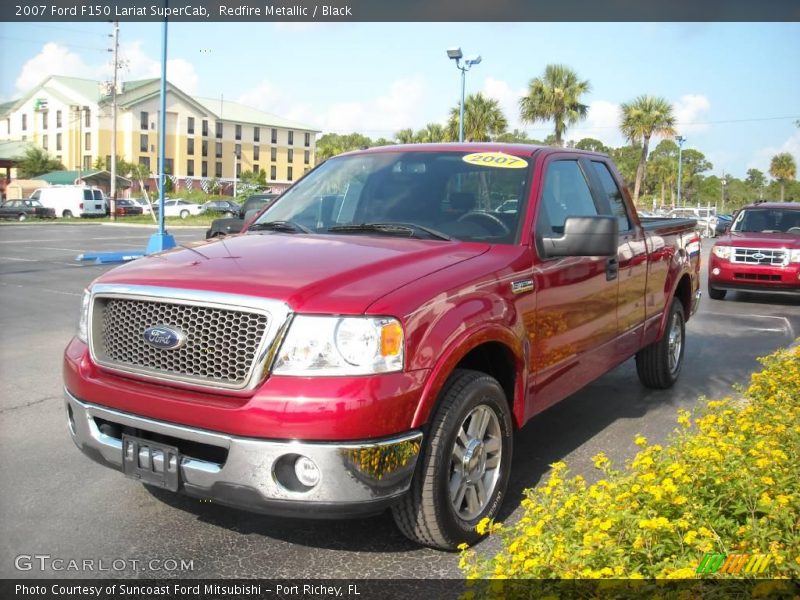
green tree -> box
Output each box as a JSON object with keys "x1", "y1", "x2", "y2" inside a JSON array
[
  {"x1": 745, "y1": 168, "x2": 766, "y2": 200},
  {"x1": 609, "y1": 144, "x2": 642, "y2": 191},
  {"x1": 494, "y1": 129, "x2": 541, "y2": 144},
  {"x1": 446, "y1": 93, "x2": 508, "y2": 142},
  {"x1": 16, "y1": 146, "x2": 65, "y2": 179},
  {"x1": 574, "y1": 138, "x2": 609, "y2": 153},
  {"x1": 415, "y1": 123, "x2": 448, "y2": 143},
  {"x1": 519, "y1": 64, "x2": 590, "y2": 147},
  {"x1": 395, "y1": 128, "x2": 417, "y2": 144},
  {"x1": 315, "y1": 132, "x2": 373, "y2": 162},
  {"x1": 769, "y1": 152, "x2": 797, "y2": 201},
  {"x1": 620, "y1": 95, "x2": 677, "y2": 204}
]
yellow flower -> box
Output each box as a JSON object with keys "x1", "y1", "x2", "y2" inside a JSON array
[
  {"x1": 476, "y1": 517, "x2": 492, "y2": 535},
  {"x1": 760, "y1": 476, "x2": 775, "y2": 485},
  {"x1": 591, "y1": 452, "x2": 610, "y2": 470},
  {"x1": 683, "y1": 530, "x2": 698, "y2": 545},
  {"x1": 634, "y1": 435, "x2": 648, "y2": 447}
]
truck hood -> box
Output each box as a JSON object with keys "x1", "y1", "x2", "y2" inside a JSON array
[
  {"x1": 720, "y1": 232, "x2": 800, "y2": 249},
  {"x1": 97, "y1": 232, "x2": 491, "y2": 314}
]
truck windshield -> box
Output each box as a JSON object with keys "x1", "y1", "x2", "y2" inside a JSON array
[
  {"x1": 731, "y1": 208, "x2": 800, "y2": 234},
  {"x1": 252, "y1": 151, "x2": 532, "y2": 244}
]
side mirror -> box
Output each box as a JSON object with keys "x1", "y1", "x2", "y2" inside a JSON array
[{"x1": 540, "y1": 216, "x2": 619, "y2": 258}]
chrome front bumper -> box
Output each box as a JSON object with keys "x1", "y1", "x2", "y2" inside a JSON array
[{"x1": 64, "y1": 389, "x2": 422, "y2": 517}]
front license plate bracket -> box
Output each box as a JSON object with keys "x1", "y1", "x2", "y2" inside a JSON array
[{"x1": 121, "y1": 434, "x2": 180, "y2": 492}]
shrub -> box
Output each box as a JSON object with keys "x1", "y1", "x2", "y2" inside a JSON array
[{"x1": 460, "y1": 346, "x2": 800, "y2": 580}]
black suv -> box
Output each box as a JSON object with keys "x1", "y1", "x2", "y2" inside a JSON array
[{"x1": 205, "y1": 194, "x2": 279, "y2": 239}]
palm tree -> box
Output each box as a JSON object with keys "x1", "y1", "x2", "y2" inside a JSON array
[
  {"x1": 769, "y1": 152, "x2": 797, "y2": 201},
  {"x1": 416, "y1": 123, "x2": 448, "y2": 143},
  {"x1": 446, "y1": 93, "x2": 508, "y2": 142},
  {"x1": 16, "y1": 146, "x2": 65, "y2": 179},
  {"x1": 620, "y1": 95, "x2": 676, "y2": 204},
  {"x1": 395, "y1": 128, "x2": 417, "y2": 144},
  {"x1": 519, "y1": 64, "x2": 590, "y2": 147}
]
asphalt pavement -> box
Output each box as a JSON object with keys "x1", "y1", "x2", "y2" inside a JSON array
[{"x1": 0, "y1": 223, "x2": 798, "y2": 579}]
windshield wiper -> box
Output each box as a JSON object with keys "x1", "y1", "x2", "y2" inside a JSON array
[
  {"x1": 248, "y1": 220, "x2": 312, "y2": 234},
  {"x1": 328, "y1": 222, "x2": 452, "y2": 241}
]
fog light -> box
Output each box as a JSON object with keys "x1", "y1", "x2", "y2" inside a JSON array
[
  {"x1": 712, "y1": 268, "x2": 721, "y2": 276},
  {"x1": 294, "y1": 456, "x2": 320, "y2": 487}
]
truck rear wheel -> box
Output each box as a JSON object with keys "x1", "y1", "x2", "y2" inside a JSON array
[
  {"x1": 636, "y1": 298, "x2": 685, "y2": 389},
  {"x1": 392, "y1": 369, "x2": 513, "y2": 550}
]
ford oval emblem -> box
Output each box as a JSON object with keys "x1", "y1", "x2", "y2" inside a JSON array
[
  {"x1": 143, "y1": 325, "x2": 186, "y2": 350},
  {"x1": 752, "y1": 252, "x2": 767, "y2": 261}
]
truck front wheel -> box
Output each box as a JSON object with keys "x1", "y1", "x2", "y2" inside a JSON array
[
  {"x1": 392, "y1": 369, "x2": 513, "y2": 550},
  {"x1": 635, "y1": 298, "x2": 685, "y2": 389}
]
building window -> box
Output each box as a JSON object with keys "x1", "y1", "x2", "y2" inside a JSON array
[
  {"x1": 202, "y1": 119, "x2": 208, "y2": 136},
  {"x1": 22, "y1": 114, "x2": 27, "y2": 130},
  {"x1": 187, "y1": 138, "x2": 194, "y2": 155},
  {"x1": 42, "y1": 135, "x2": 48, "y2": 150},
  {"x1": 56, "y1": 110, "x2": 62, "y2": 128},
  {"x1": 287, "y1": 166, "x2": 293, "y2": 181},
  {"x1": 235, "y1": 124, "x2": 242, "y2": 140},
  {"x1": 234, "y1": 143, "x2": 241, "y2": 158},
  {"x1": 139, "y1": 156, "x2": 150, "y2": 170},
  {"x1": 215, "y1": 121, "x2": 223, "y2": 139},
  {"x1": 288, "y1": 131, "x2": 294, "y2": 145},
  {"x1": 215, "y1": 142, "x2": 222, "y2": 158},
  {"x1": 304, "y1": 132, "x2": 311, "y2": 147},
  {"x1": 140, "y1": 134, "x2": 148, "y2": 152},
  {"x1": 271, "y1": 128, "x2": 277, "y2": 143},
  {"x1": 270, "y1": 147, "x2": 277, "y2": 162},
  {"x1": 56, "y1": 133, "x2": 62, "y2": 151},
  {"x1": 56, "y1": 155, "x2": 62, "y2": 163},
  {"x1": 304, "y1": 150, "x2": 310, "y2": 164},
  {"x1": 187, "y1": 116, "x2": 195, "y2": 134},
  {"x1": 84, "y1": 109, "x2": 90, "y2": 127},
  {"x1": 42, "y1": 111, "x2": 48, "y2": 130},
  {"x1": 83, "y1": 156, "x2": 91, "y2": 170},
  {"x1": 140, "y1": 111, "x2": 148, "y2": 130},
  {"x1": 287, "y1": 149, "x2": 294, "y2": 162},
  {"x1": 215, "y1": 162, "x2": 222, "y2": 178},
  {"x1": 164, "y1": 158, "x2": 173, "y2": 174},
  {"x1": 253, "y1": 127, "x2": 260, "y2": 142},
  {"x1": 253, "y1": 164, "x2": 259, "y2": 174},
  {"x1": 236, "y1": 161, "x2": 241, "y2": 177},
  {"x1": 201, "y1": 161, "x2": 208, "y2": 177},
  {"x1": 253, "y1": 145, "x2": 260, "y2": 160},
  {"x1": 187, "y1": 159, "x2": 194, "y2": 176},
  {"x1": 84, "y1": 132, "x2": 91, "y2": 151},
  {"x1": 202, "y1": 140, "x2": 208, "y2": 157},
  {"x1": 269, "y1": 165, "x2": 276, "y2": 180}
]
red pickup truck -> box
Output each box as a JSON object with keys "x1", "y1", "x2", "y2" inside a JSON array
[
  {"x1": 708, "y1": 201, "x2": 800, "y2": 299},
  {"x1": 64, "y1": 144, "x2": 700, "y2": 549}
]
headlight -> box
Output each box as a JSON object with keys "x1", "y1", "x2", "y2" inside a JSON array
[
  {"x1": 789, "y1": 249, "x2": 800, "y2": 264},
  {"x1": 273, "y1": 315, "x2": 404, "y2": 376},
  {"x1": 712, "y1": 246, "x2": 731, "y2": 260},
  {"x1": 77, "y1": 289, "x2": 91, "y2": 343}
]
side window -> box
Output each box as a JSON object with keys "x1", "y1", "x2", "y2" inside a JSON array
[
  {"x1": 31, "y1": 191, "x2": 40, "y2": 201},
  {"x1": 537, "y1": 160, "x2": 598, "y2": 235},
  {"x1": 591, "y1": 161, "x2": 631, "y2": 231},
  {"x1": 83, "y1": 190, "x2": 93, "y2": 201}
]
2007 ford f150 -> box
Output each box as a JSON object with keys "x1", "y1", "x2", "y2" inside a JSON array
[{"x1": 64, "y1": 144, "x2": 701, "y2": 549}]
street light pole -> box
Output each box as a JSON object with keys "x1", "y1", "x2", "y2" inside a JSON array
[
  {"x1": 447, "y1": 48, "x2": 481, "y2": 143},
  {"x1": 675, "y1": 135, "x2": 685, "y2": 209}
]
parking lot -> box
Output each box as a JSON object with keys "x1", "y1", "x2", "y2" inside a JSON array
[{"x1": 0, "y1": 223, "x2": 798, "y2": 579}]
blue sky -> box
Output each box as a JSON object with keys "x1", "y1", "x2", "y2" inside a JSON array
[{"x1": 1, "y1": 21, "x2": 798, "y2": 178}]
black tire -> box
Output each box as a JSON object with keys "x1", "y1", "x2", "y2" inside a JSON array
[
  {"x1": 708, "y1": 286, "x2": 726, "y2": 300},
  {"x1": 392, "y1": 369, "x2": 513, "y2": 550},
  {"x1": 62, "y1": 210, "x2": 73, "y2": 219},
  {"x1": 17, "y1": 213, "x2": 26, "y2": 222},
  {"x1": 636, "y1": 299, "x2": 685, "y2": 389},
  {"x1": 179, "y1": 209, "x2": 189, "y2": 219}
]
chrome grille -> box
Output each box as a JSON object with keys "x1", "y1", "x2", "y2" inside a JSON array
[
  {"x1": 94, "y1": 298, "x2": 269, "y2": 387},
  {"x1": 731, "y1": 247, "x2": 786, "y2": 266}
]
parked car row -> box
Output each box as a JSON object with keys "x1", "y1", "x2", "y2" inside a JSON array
[{"x1": 0, "y1": 198, "x2": 56, "y2": 221}]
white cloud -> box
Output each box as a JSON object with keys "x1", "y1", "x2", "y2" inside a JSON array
[
  {"x1": 14, "y1": 40, "x2": 199, "y2": 97},
  {"x1": 481, "y1": 77, "x2": 526, "y2": 131},
  {"x1": 572, "y1": 100, "x2": 625, "y2": 147},
  {"x1": 674, "y1": 94, "x2": 711, "y2": 135},
  {"x1": 15, "y1": 43, "x2": 91, "y2": 92},
  {"x1": 747, "y1": 130, "x2": 800, "y2": 175}
]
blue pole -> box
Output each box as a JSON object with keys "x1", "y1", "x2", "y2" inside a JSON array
[{"x1": 146, "y1": 16, "x2": 176, "y2": 255}]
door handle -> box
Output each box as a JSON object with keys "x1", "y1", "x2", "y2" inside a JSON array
[{"x1": 606, "y1": 257, "x2": 619, "y2": 281}]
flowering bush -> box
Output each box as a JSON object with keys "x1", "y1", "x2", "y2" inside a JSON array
[{"x1": 460, "y1": 346, "x2": 800, "y2": 580}]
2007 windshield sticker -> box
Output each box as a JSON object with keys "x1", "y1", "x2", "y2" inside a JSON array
[{"x1": 462, "y1": 152, "x2": 528, "y2": 169}]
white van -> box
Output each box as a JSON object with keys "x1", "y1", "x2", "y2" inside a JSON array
[{"x1": 30, "y1": 186, "x2": 107, "y2": 218}]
